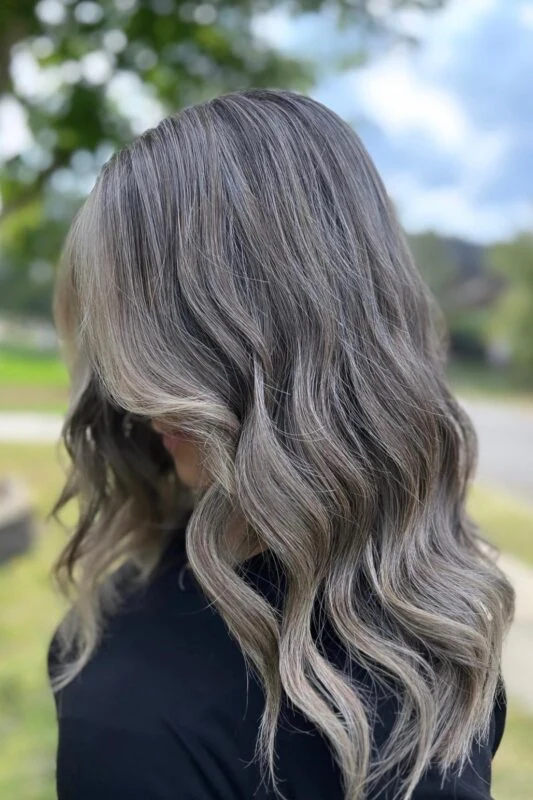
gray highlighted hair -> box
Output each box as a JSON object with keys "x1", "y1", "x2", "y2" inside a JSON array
[{"x1": 52, "y1": 88, "x2": 514, "y2": 800}]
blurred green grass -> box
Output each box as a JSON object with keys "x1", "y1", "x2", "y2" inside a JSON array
[
  {"x1": 447, "y1": 360, "x2": 533, "y2": 406},
  {"x1": 0, "y1": 445, "x2": 66, "y2": 800},
  {"x1": 1, "y1": 345, "x2": 532, "y2": 414},
  {"x1": 0, "y1": 346, "x2": 68, "y2": 413},
  {"x1": 470, "y1": 483, "x2": 533, "y2": 567},
  {"x1": 492, "y1": 702, "x2": 533, "y2": 798},
  {"x1": 0, "y1": 443, "x2": 532, "y2": 799}
]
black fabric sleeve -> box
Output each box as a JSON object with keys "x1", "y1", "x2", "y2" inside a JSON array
[
  {"x1": 56, "y1": 718, "x2": 236, "y2": 800},
  {"x1": 56, "y1": 682, "x2": 507, "y2": 800},
  {"x1": 411, "y1": 678, "x2": 507, "y2": 800}
]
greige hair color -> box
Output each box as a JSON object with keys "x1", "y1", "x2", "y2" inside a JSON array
[{"x1": 52, "y1": 88, "x2": 514, "y2": 800}]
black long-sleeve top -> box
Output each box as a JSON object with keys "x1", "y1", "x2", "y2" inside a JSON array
[{"x1": 48, "y1": 531, "x2": 506, "y2": 800}]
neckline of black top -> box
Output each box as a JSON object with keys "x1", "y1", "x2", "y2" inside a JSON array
[
  {"x1": 160, "y1": 524, "x2": 274, "y2": 573},
  {"x1": 155, "y1": 525, "x2": 284, "y2": 611}
]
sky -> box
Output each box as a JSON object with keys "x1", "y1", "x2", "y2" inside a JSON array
[
  {"x1": 253, "y1": 0, "x2": 533, "y2": 244},
  {"x1": 1, "y1": 0, "x2": 532, "y2": 244}
]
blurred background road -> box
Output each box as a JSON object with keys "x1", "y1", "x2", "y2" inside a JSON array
[
  {"x1": 2, "y1": 400, "x2": 533, "y2": 501},
  {"x1": 462, "y1": 401, "x2": 533, "y2": 504},
  {"x1": 2, "y1": 400, "x2": 533, "y2": 499},
  {"x1": 1, "y1": 1, "x2": 532, "y2": 799}
]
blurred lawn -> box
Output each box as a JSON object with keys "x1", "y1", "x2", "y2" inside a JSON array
[
  {"x1": 448, "y1": 360, "x2": 533, "y2": 405},
  {"x1": 0, "y1": 346, "x2": 68, "y2": 413},
  {"x1": 0, "y1": 445, "x2": 66, "y2": 800},
  {"x1": 2, "y1": 345, "x2": 533, "y2": 414},
  {"x1": 470, "y1": 483, "x2": 533, "y2": 567},
  {"x1": 0, "y1": 443, "x2": 532, "y2": 799}
]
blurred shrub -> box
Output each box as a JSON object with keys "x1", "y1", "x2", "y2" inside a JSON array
[{"x1": 489, "y1": 233, "x2": 533, "y2": 385}]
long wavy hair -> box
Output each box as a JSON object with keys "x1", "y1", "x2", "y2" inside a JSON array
[{"x1": 51, "y1": 88, "x2": 514, "y2": 800}]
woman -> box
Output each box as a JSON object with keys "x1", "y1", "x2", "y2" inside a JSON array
[{"x1": 48, "y1": 88, "x2": 514, "y2": 800}]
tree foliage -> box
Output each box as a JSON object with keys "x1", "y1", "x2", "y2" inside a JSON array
[
  {"x1": 0, "y1": 0, "x2": 446, "y2": 317},
  {"x1": 489, "y1": 233, "x2": 533, "y2": 383}
]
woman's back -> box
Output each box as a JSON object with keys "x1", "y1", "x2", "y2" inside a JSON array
[{"x1": 49, "y1": 530, "x2": 506, "y2": 800}]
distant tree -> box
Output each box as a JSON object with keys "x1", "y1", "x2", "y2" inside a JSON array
[
  {"x1": 409, "y1": 231, "x2": 499, "y2": 360},
  {"x1": 409, "y1": 231, "x2": 459, "y2": 315},
  {"x1": 0, "y1": 0, "x2": 446, "y2": 318},
  {"x1": 489, "y1": 232, "x2": 533, "y2": 383}
]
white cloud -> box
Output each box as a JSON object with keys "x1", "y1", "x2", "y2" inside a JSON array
[
  {"x1": 353, "y1": 52, "x2": 470, "y2": 153},
  {"x1": 251, "y1": 6, "x2": 294, "y2": 49},
  {"x1": 461, "y1": 129, "x2": 513, "y2": 196},
  {"x1": 387, "y1": 172, "x2": 532, "y2": 243},
  {"x1": 426, "y1": 0, "x2": 497, "y2": 36},
  {"x1": 519, "y1": 1, "x2": 533, "y2": 28},
  {"x1": 312, "y1": 0, "x2": 532, "y2": 242}
]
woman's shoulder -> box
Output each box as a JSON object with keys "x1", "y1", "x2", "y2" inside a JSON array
[{"x1": 48, "y1": 543, "x2": 263, "y2": 727}]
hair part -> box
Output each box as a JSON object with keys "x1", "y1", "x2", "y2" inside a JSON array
[{"x1": 52, "y1": 88, "x2": 514, "y2": 800}]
